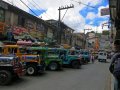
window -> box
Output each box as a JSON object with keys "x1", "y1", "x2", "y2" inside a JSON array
[
  {"x1": 18, "y1": 16, "x2": 25, "y2": 27},
  {"x1": 8, "y1": 48, "x2": 17, "y2": 54},
  {"x1": 99, "y1": 53, "x2": 103, "y2": 55},
  {"x1": 0, "y1": 8, "x2": 5, "y2": 22}
]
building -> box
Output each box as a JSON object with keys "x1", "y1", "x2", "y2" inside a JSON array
[
  {"x1": 0, "y1": 1, "x2": 57, "y2": 43},
  {"x1": 72, "y1": 33, "x2": 85, "y2": 49},
  {"x1": 86, "y1": 32, "x2": 99, "y2": 51},
  {"x1": 47, "y1": 20, "x2": 74, "y2": 46},
  {"x1": 109, "y1": 0, "x2": 120, "y2": 40}
]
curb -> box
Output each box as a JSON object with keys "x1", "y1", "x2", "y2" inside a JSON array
[{"x1": 111, "y1": 74, "x2": 114, "y2": 90}]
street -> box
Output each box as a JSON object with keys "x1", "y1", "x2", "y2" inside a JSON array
[{"x1": 0, "y1": 61, "x2": 111, "y2": 90}]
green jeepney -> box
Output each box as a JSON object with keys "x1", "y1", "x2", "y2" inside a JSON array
[{"x1": 26, "y1": 47, "x2": 63, "y2": 71}]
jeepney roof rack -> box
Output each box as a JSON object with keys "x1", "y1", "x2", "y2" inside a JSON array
[{"x1": 3, "y1": 41, "x2": 16, "y2": 45}]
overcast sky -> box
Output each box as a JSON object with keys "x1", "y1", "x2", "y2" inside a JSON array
[{"x1": 3, "y1": 0, "x2": 110, "y2": 33}]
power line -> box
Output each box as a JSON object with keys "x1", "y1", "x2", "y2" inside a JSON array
[
  {"x1": 30, "y1": 0, "x2": 53, "y2": 19},
  {"x1": 19, "y1": 0, "x2": 39, "y2": 16},
  {"x1": 71, "y1": 0, "x2": 96, "y2": 8},
  {"x1": 6, "y1": 0, "x2": 13, "y2": 5},
  {"x1": 25, "y1": 0, "x2": 50, "y2": 19}
]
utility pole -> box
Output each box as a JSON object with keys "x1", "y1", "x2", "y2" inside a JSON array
[
  {"x1": 83, "y1": 28, "x2": 92, "y2": 49},
  {"x1": 58, "y1": 4, "x2": 74, "y2": 44}
]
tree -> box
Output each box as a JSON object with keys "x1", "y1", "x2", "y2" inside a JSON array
[{"x1": 102, "y1": 30, "x2": 109, "y2": 35}]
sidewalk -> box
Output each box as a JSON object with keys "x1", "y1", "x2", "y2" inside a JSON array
[{"x1": 111, "y1": 75, "x2": 114, "y2": 90}]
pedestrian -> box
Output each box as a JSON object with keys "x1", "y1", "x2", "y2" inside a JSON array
[
  {"x1": 109, "y1": 39, "x2": 120, "y2": 90},
  {"x1": 91, "y1": 54, "x2": 94, "y2": 63}
]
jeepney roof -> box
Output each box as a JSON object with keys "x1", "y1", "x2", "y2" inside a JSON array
[
  {"x1": 4, "y1": 45, "x2": 19, "y2": 48},
  {"x1": 27, "y1": 47, "x2": 48, "y2": 50}
]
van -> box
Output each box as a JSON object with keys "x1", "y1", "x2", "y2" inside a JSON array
[{"x1": 98, "y1": 51, "x2": 107, "y2": 62}]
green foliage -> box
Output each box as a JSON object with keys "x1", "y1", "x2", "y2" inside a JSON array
[{"x1": 102, "y1": 30, "x2": 109, "y2": 35}]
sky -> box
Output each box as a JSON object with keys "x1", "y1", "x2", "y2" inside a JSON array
[{"x1": 3, "y1": 0, "x2": 110, "y2": 33}]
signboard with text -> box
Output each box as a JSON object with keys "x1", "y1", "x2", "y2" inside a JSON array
[{"x1": 101, "y1": 8, "x2": 110, "y2": 16}]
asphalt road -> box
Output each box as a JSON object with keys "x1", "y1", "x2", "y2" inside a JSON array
[{"x1": 0, "y1": 61, "x2": 111, "y2": 90}]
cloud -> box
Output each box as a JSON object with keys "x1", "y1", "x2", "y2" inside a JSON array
[
  {"x1": 3, "y1": 0, "x2": 29, "y2": 12},
  {"x1": 89, "y1": 0, "x2": 102, "y2": 6},
  {"x1": 3, "y1": 0, "x2": 108, "y2": 33},
  {"x1": 86, "y1": 12, "x2": 97, "y2": 20}
]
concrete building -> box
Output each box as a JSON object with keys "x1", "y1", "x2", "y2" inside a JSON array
[
  {"x1": 47, "y1": 20, "x2": 74, "y2": 46},
  {"x1": 85, "y1": 32, "x2": 99, "y2": 50},
  {"x1": 109, "y1": 0, "x2": 120, "y2": 40},
  {"x1": 72, "y1": 33, "x2": 85, "y2": 49},
  {"x1": 0, "y1": 1, "x2": 58, "y2": 44}
]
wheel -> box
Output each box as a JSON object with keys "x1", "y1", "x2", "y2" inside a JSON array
[
  {"x1": 48, "y1": 62, "x2": 58, "y2": 71},
  {"x1": 26, "y1": 65, "x2": 37, "y2": 75},
  {"x1": 71, "y1": 61, "x2": 80, "y2": 69},
  {"x1": 0, "y1": 70, "x2": 12, "y2": 85}
]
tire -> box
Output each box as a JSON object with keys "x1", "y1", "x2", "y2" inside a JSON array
[
  {"x1": 48, "y1": 62, "x2": 58, "y2": 71},
  {"x1": 26, "y1": 65, "x2": 37, "y2": 75},
  {"x1": 71, "y1": 61, "x2": 80, "y2": 69},
  {"x1": 0, "y1": 70, "x2": 12, "y2": 85}
]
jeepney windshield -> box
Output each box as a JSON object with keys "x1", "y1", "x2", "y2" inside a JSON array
[{"x1": 8, "y1": 47, "x2": 17, "y2": 54}]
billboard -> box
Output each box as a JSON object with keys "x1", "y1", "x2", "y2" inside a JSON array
[{"x1": 101, "y1": 8, "x2": 110, "y2": 16}]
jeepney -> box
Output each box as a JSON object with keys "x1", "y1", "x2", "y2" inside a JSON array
[
  {"x1": 26, "y1": 47, "x2": 63, "y2": 71},
  {"x1": 0, "y1": 56, "x2": 25, "y2": 85},
  {"x1": 2, "y1": 45, "x2": 46, "y2": 75},
  {"x1": 58, "y1": 48, "x2": 82, "y2": 69}
]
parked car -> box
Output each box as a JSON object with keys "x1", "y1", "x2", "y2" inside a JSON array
[
  {"x1": 98, "y1": 51, "x2": 107, "y2": 62},
  {"x1": 0, "y1": 56, "x2": 25, "y2": 85}
]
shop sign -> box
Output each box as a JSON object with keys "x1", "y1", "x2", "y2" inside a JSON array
[{"x1": 101, "y1": 8, "x2": 110, "y2": 16}]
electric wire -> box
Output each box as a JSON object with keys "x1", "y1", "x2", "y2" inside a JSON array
[
  {"x1": 73, "y1": 7, "x2": 82, "y2": 31},
  {"x1": 70, "y1": 0, "x2": 96, "y2": 8},
  {"x1": 30, "y1": 0, "x2": 53, "y2": 19},
  {"x1": 19, "y1": 0, "x2": 39, "y2": 16},
  {"x1": 25, "y1": 0, "x2": 50, "y2": 20},
  {"x1": 6, "y1": 0, "x2": 12, "y2": 4}
]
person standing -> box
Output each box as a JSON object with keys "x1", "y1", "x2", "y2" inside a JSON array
[{"x1": 109, "y1": 39, "x2": 120, "y2": 90}]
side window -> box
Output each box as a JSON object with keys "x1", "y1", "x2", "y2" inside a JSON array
[
  {"x1": 104, "y1": 53, "x2": 106, "y2": 56},
  {"x1": 8, "y1": 48, "x2": 18, "y2": 54},
  {"x1": 99, "y1": 53, "x2": 103, "y2": 55}
]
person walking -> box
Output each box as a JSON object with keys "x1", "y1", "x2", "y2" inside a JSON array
[
  {"x1": 91, "y1": 53, "x2": 94, "y2": 63},
  {"x1": 109, "y1": 39, "x2": 120, "y2": 90}
]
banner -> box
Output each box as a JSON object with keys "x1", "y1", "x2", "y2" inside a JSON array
[{"x1": 101, "y1": 8, "x2": 110, "y2": 16}]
